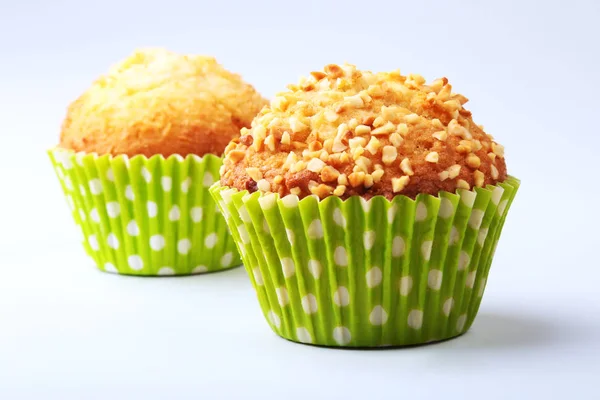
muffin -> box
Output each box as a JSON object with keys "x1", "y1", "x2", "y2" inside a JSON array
[
  {"x1": 211, "y1": 63, "x2": 519, "y2": 346},
  {"x1": 49, "y1": 48, "x2": 268, "y2": 276}
]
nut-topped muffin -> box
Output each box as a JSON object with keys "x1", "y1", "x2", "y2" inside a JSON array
[
  {"x1": 212, "y1": 63, "x2": 519, "y2": 348},
  {"x1": 49, "y1": 48, "x2": 267, "y2": 276},
  {"x1": 221, "y1": 63, "x2": 507, "y2": 199}
]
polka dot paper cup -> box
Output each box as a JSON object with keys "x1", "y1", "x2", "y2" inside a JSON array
[
  {"x1": 210, "y1": 176, "x2": 519, "y2": 347},
  {"x1": 48, "y1": 148, "x2": 241, "y2": 276}
]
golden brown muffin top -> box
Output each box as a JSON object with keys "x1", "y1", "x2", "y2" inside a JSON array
[
  {"x1": 59, "y1": 48, "x2": 268, "y2": 157},
  {"x1": 220, "y1": 63, "x2": 507, "y2": 199}
]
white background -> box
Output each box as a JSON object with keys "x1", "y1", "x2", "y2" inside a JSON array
[{"x1": 1, "y1": 0, "x2": 599, "y2": 398}]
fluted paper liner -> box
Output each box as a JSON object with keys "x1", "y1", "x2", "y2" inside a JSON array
[
  {"x1": 211, "y1": 176, "x2": 519, "y2": 347},
  {"x1": 49, "y1": 148, "x2": 241, "y2": 276}
]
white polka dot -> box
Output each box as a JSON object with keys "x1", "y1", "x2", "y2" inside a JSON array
[
  {"x1": 220, "y1": 188, "x2": 235, "y2": 204},
  {"x1": 407, "y1": 309, "x2": 424, "y2": 329},
  {"x1": 477, "y1": 228, "x2": 489, "y2": 246},
  {"x1": 465, "y1": 270, "x2": 477, "y2": 288},
  {"x1": 66, "y1": 195, "x2": 75, "y2": 211},
  {"x1": 491, "y1": 186, "x2": 504, "y2": 205},
  {"x1": 55, "y1": 167, "x2": 65, "y2": 180},
  {"x1": 281, "y1": 258, "x2": 295, "y2": 278},
  {"x1": 438, "y1": 198, "x2": 454, "y2": 219},
  {"x1": 301, "y1": 294, "x2": 318, "y2": 314},
  {"x1": 106, "y1": 202, "x2": 120, "y2": 218},
  {"x1": 392, "y1": 236, "x2": 405, "y2": 257},
  {"x1": 252, "y1": 267, "x2": 264, "y2": 285},
  {"x1": 106, "y1": 168, "x2": 114, "y2": 181},
  {"x1": 177, "y1": 239, "x2": 191, "y2": 255},
  {"x1": 79, "y1": 184, "x2": 87, "y2": 196},
  {"x1": 147, "y1": 201, "x2": 158, "y2": 218},
  {"x1": 88, "y1": 235, "x2": 99, "y2": 251},
  {"x1": 267, "y1": 311, "x2": 281, "y2": 329},
  {"x1": 237, "y1": 225, "x2": 250, "y2": 244},
  {"x1": 104, "y1": 263, "x2": 118, "y2": 274},
  {"x1": 141, "y1": 167, "x2": 152, "y2": 183},
  {"x1": 263, "y1": 219, "x2": 270, "y2": 233},
  {"x1": 128, "y1": 255, "x2": 144, "y2": 271},
  {"x1": 89, "y1": 179, "x2": 103, "y2": 195},
  {"x1": 203, "y1": 172, "x2": 215, "y2": 187},
  {"x1": 333, "y1": 326, "x2": 351, "y2": 345},
  {"x1": 360, "y1": 198, "x2": 371, "y2": 212},
  {"x1": 449, "y1": 226, "x2": 460, "y2": 245},
  {"x1": 307, "y1": 220, "x2": 323, "y2": 239},
  {"x1": 75, "y1": 153, "x2": 85, "y2": 166},
  {"x1": 107, "y1": 233, "x2": 119, "y2": 249},
  {"x1": 60, "y1": 156, "x2": 73, "y2": 169},
  {"x1": 168, "y1": 205, "x2": 181, "y2": 221},
  {"x1": 258, "y1": 193, "x2": 276, "y2": 210},
  {"x1": 238, "y1": 205, "x2": 251, "y2": 222},
  {"x1": 192, "y1": 265, "x2": 208, "y2": 274},
  {"x1": 366, "y1": 267, "x2": 382, "y2": 288},
  {"x1": 461, "y1": 191, "x2": 476, "y2": 207},
  {"x1": 458, "y1": 251, "x2": 470, "y2": 271},
  {"x1": 497, "y1": 199, "x2": 508, "y2": 216},
  {"x1": 64, "y1": 176, "x2": 73, "y2": 191},
  {"x1": 387, "y1": 204, "x2": 398, "y2": 223},
  {"x1": 161, "y1": 177, "x2": 172, "y2": 191},
  {"x1": 334, "y1": 246, "x2": 348, "y2": 266},
  {"x1": 442, "y1": 298, "x2": 454, "y2": 316},
  {"x1": 363, "y1": 231, "x2": 376, "y2": 250},
  {"x1": 220, "y1": 252, "x2": 233, "y2": 267},
  {"x1": 78, "y1": 209, "x2": 87, "y2": 221},
  {"x1": 158, "y1": 267, "x2": 175, "y2": 276},
  {"x1": 281, "y1": 195, "x2": 299, "y2": 208},
  {"x1": 369, "y1": 305, "x2": 388, "y2": 325},
  {"x1": 205, "y1": 233, "x2": 217, "y2": 248},
  {"x1": 127, "y1": 220, "x2": 139, "y2": 236},
  {"x1": 308, "y1": 259, "x2": 321, "y2": 278},
  {"x1": 190, "y1": 207, "x2": 203, "y2": 223},
  {"x1": 457, "y1": 314, "x2": 467, "y2": 332},
  {"x1": 286, "y1": 229, "x2": 295, "y2": 245},
  {"x1": 150, "y1": 235, "x2": 165, "y2": 251},
  {"x1": 296, "y1": 327, "x2": 312, "y2": 344},
  {"x1": 421, "y1": 240, "x2": 433, "y2": 261},
  {"x1": 276, "y1": 287, "x2": 289, "y2": 306},
  {"x1": 181, "y1": 177, "x2": 192, "y2": 193},
  {"x1": 428, "y1": 269, "x2": 443, "y2": 290},
  {"x1": 333, "y1": 208, "x2": 346, "y2": 227},
  {"x1": 333, "y1": 286, "x2": 350, "y2": 306},
  {"x1": 399, "y1": 276, "x2": 413, "y2": 296},
  {"x1": 478, "y1": 278, "x2": 487, "y2": 297},
  {"x1": 415, "y1": 202, "x2": 428, "y2": 221},
  {"x1": 125, "y1": 185, "x2": 135, "y2": 200},
  {"x1": 469, "y1": 209, "x2": 485, "y2": 230}
]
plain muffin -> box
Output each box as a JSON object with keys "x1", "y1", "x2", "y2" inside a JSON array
[
  {"x1": 60, "y1": 48, "x2": 268, "y2": 158},
  {"x1": 220, "y1": 63, "x2": 507, "y2": 199}
]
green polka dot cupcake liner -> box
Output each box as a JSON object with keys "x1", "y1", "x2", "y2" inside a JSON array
[
  {"x1": 48, "y1": 148, "x2": 241, "y2": 276},
  {"x1": 210, "y1": 176, "x2": 519, "y2": 347}
]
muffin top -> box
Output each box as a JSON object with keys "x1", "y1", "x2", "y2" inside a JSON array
[
  {"x1": 220, "y1": 63, "x2": 507, "y2": 199},
  {"x1": 59, "y1": 48, "x2": 267, "y2": 157}
]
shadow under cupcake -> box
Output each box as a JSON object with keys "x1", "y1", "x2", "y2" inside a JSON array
[
  {"x1": 49, "y1": 48, "x2": 267, "y2": 276},
  {"x1": 211, "y1": 63, "x2": 520, "y2": 347}
]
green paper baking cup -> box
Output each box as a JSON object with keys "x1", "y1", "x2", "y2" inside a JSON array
[
  {"x1": 49, "y1": 148, "x2": 241, "y2": 276},
  {"x1": 210, "y1": 176, "x2": 519, "y2": 347}
]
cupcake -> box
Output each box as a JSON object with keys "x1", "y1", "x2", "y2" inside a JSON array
[
  {"x1": 49, "y1": 48, "x2": 267, "y2": 276},
  {"x1": 211, "y1": 63, "x2": 519, "y2": 346}
]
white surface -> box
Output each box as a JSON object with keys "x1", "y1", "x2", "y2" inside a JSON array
[{"x1": 1, "y1": 0, "x2": 600, "y2": 398}]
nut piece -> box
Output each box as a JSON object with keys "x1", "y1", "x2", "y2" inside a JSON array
[
  {"x1": 280, "y1": 132, "x2": 291, "y2": 145},
  {"x1": 400, "y1": 158, "x2": 414, "y2": 176},
  {"x1": 389, "y1": 132, "x2": 403, "y2": 147},
  {"x1": 466, "y1": 154, "x2": 481, "y2": 169},
  {"x1": 372, "y1": 169, "x2": 384, "y2": 182},
  {"x1": 404, "y1": 113, "x2": 420, "y2": 124},
  {"x1": 492, "y1": 143, "x2": 505, "y2": 158},
  {"x1": 333, "y1": 185, "x2": 346, "y2": 196},
  {"x1": 245, "y1": 167, "x2": 263, "y2": 181},
  {"x1": 456, "y1": 179, "x2": 470, "y2": 190},
  {"x1": 382, "y1": 146, "x2": 398, "y2": 165},
  {"x1": 306, "y1": 158, "x2": 326, "y2": 173},
  {"x1": 338, "y1": 173, "x2": 349, "y2": 186},
  {"x1": 474, "y1": 170, "x2": 485, "y2": 188},
  {"x1": 425, "y1": 151, "x2": 439, "y2": 163},
  {"x1": 227, "y1": 150, "x2": 245, "y2": 163},
  {"x1": 257, "y1": 179, "x2": 271, "y2": 192},
  {"x1": 365, "y1": 136, "x2": 381, "y2": 155},
  {"x1": 438, "y1": 171, "x2": 449, "y2": 181},
  {"x1": 348, "y1": 172, "x2": 365, "y2": 187},
  {"x1": 490, "y1": 164, "x2": 499, "y2": 179},
  {"x1": 265, "y1": 134, "x2": 276, "y2": 151},
  {"x1": 371, "y1": 122, "x2": 396, "y2": 136},
  {"x1": 432, "y1": 130, "x2": 447, "y2": 141},
  {"x1": 447, "y1": 164, "x2": 461, "y2": 179},
  {"x1": 273, "y1": 175, "x2": 284, "y2": 184},
  {"x1": 355, "y1": 124, "x2": 371, "y2": 136},
  {"x1": 290, "y1": 187, "x2": 302, "y2": 196},
  {"x1": 320, "y1": 165, "x2": 340, "y2": 182},
  {"x1": 392, "y1": 176, "x2": 410, "y2": 193}
]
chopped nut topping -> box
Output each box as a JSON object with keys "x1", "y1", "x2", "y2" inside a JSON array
[
  {"x1": 289, "y1": 116, "x2": 309, "y2": 133},
  {"x1": 372, "y1": 169, "x2": 384, "y2": 182},
  {"x1": 273, "y1": 175, "x2": 284, "y2": 184},
  {"x1": 324, "y1": 64, "x2": 344, "y2": 78},
  {"x1": 371, "y1": 122, "x2": 395, "y2": 136},
  {"x1": 405, "y1": 113, "x2": 420, "y2": 124},
  {"x1": 290, "y1": 187, "x2": 302, "y2": 196},
  {"x1": 338, "y1": 173, "x2": 348, "y2": 186},
  {"x1": 396, "y1": 123, "x2": 408, "y2": 135},
  {"x1": 364, "y1": 174, "x2": 374, "y2": 188},
  {"x1": 447, "y1": 164, "x2": 461, "y2": 179},
  {"x1": 333, "y1": 185, "x2": 346, "y2": 196},
  {"x1": 307, "y1": 158, "x2": 326, "y2": 173},
  {"x1": 382, "y1": 146, "x2": 398, "y2": 165},
  {"x1": 492, "y1": 143, "x2": 505, "y2": 158},
  {"x1": 320, "y1": 166, "x2": 340, "y2": 182},
  {"x1": 310, "y1": 71, "x2": 327, "y2": 80},
  {"x1": 280, "y1": 132, "x2": 291, "y2": 145},
  {"x1": 456, "y1": 179, "x2": 470, "y2": 190},
  {"x1": 389, "y1": 132, "x2": 403, "y2": 147},
  {"x1": 345, "y1": 94, "x2": 364, "y2": 108},
  {"x1": 425, "y1": 151, "x2": 439, "y2": 163},
  {"x1": 490, "y1": 164, "x2": 499, "y2": 179},
  {"x1": 432, "y1": 130, "x2": 447, "y2": 141},
  {"x1": 474, "y1": 170, "x2": 485, "y2": 188},
  {"x1": 227, "y1": 150, "x2": 245, "y2": 163},
  {"x1": 466, "y1": 154, "x2": 481, "y2": 169},
  {"x1": 311, "y1": 183, "x2": 333, "y2": 198},
  {"x1": 348, "y1": 172, "x2": 365, "y2": 187},
  {"x1": 400, "y1": 158, "x2": 414, "y2": 176},
  {"x1": 349, "y1": 137, "x2": 367, "y2": 149},
  {"x1": 373, "y1": 116, "x2": 385, "y2": 128},
  {"x1": 355, "y1": 124, "x2": 371, "y2": 136},
  {"x1": 438, "y1": 171, "x2": 449, "y2": 181},
  {"x1": 265, "y1": 134, "x2": 276, "y2": 151},
  {"x1": 392, "y1": 176, "x2": 410, "y2": 193},
  {"x1": 365, "y1": 137, "x2": 381, "y2": 154},
  {"x1": 257, "y1": 179, "x2": 271, "y2": 192},
  {"x1": 488, "y1": 152, "x2": 497, "y2": 162},
  {"x1": 245, "y1": 167, "x2": 263, "y2": 181},
  {"x1": 324, "y1": 110, "x2": 339, "y2": 122}
]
